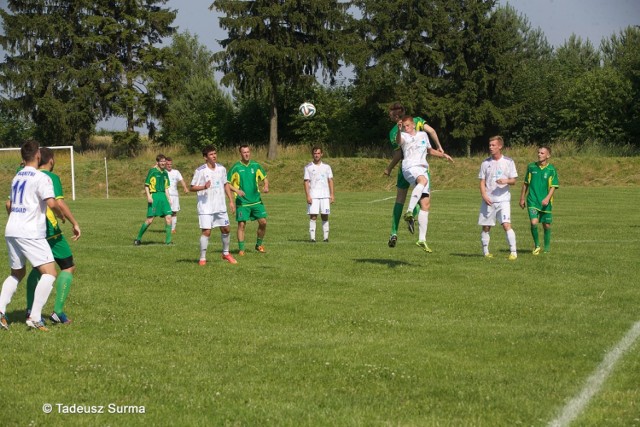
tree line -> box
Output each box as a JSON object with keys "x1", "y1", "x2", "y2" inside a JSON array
[{"x1": 1, "y1": 1, "x2": 638, "y2": 158}]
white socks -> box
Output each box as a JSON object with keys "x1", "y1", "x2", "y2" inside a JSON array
[
  {"x1": 481, "y1": 231, "x2": 491, "y2": 255},
  {"x1": 200, "y1": 235, "x2": 209, "y2": 260},
  {"x1": 0, "y1": 275, "x2": 20, "y2": 314},
  {"x1": 407, "y1": 183, "x2": 425, "y2": 213},
  {"x1": 309, "y1": 219, "x2": 316, "y2": 240},
  {"x1": 30, "y1": 274, "x2": 55, "y2": 322},
  {"x1": 322, "y1": 220, "x2": 329, "y2": 241},
  {"x1": 221, "y1": 233, "x2": 230, "y2": 255},
  {"x1": 418, "y1": 210, "x2": 429, "y2": 241},
  {"x1": 506, "y1": 229, "x2": 517, "y2": 254}
]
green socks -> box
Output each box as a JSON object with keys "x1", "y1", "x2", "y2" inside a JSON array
[
  {"x1": 544, "y1": 228, "x2": 551, "y2": 252},
  {"x1": 165, "y1": 224, "x2": 172, "y2": 244},
  {"x1": 530, "y1": 225, "x2": 540, "y2": 248},
  {"x1": 26, "y1": 268, "x2": 40, "y2": 311},
  {"x1": 137, "y1": 222, "x2": 149, "y2": 240},
  {"x1": 256, "y1": 238, "x2": 264, "y2": 247},
  {"x1": 54, "y1": 271, "x2": 73, "y2": 314},
  {"x1": 391, "y1": 202, "x2": 403, "y2": 236},
  {"x1": 238, "y1": 241, "x2": 245, "y2": 251}
]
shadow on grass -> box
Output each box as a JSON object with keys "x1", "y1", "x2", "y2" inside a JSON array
[
  {"x1": 5, "y1": 309, "x2": 29, "y2": 325},
  {"x1": 354, "y1": 258, "x2": 414, "y2": 268}
]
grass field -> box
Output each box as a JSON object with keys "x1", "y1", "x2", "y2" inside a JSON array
[{"x1": 1, "y1": 187, "x2": 639, "y2": 426}]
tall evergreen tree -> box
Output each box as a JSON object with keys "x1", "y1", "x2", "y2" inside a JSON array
[
  {"x1": 212, "y1": 0, "x2": 351, "y2": 159},
  {"x1": 0, "y1": 0, "x2": 102, "y2": 148}
]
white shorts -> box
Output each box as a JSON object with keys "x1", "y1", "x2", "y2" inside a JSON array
[
  {"x1": 402, "y1": 166, "x2": 430, "y2": 195},
  {"x1": 478, "y1": 200, "x2": 512, "y2": 226},
  {"x1": 198, "y1": 212, "x2": 230, "y2": 230},
  {"x1": 169, "y1": 195, "x2": 180, "y2": 212},
  {"x1": 307, "y1": 198, "x2": 331, "y2": 215},
  {"x1": 5, "y1": 237, "x2": 55, "y2": 269}
]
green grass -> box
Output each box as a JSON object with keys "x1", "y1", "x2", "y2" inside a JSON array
[{"x1": 0, "y1": 187, "x2": 639, "y2": 426}]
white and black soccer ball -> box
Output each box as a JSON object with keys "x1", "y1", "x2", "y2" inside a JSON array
[{"x1": 299, "y1": 102, "x2": 316, "y2": 118}]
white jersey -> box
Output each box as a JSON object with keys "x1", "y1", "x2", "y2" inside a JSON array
[
  {"x1": 5, "y1": 166, "x2": 55, "y2": 239},
  {"x1": 478, "y1": 155, "x2": 518, "y2": 203},
  {"x1": 400, "y1": 131, "x2": 432, "y2": 170},
  {"x1": 167, "y1": 169, "x2": 184, "y2": 197},
  {"x1": 191, "y1": 163, "x2": 229, "y2": 215},
  {"x1": 303, "y1": 161, "x2": 333, "y2": 199}
]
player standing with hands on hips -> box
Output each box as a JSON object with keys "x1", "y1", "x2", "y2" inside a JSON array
[
  {"x1": 478, "y1": 136, "x2": 518, "y2": 260},
  {"x1": 304, "y1": 146, "x2": 334, "y2": 242}
]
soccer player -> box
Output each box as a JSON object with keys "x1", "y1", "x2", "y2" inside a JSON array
[
  {"x1": 519, "y1": 146, "x2": 559, "y2": 254},
  {"x1": 393, "y1": 116, "x2": 453, "y2": 252},
  {"x1": 478, "y1": 136, "x2": 518, "y2": 260},
  {"x1": 383, "y1": 102, "x2": 445, "y2": 247},
  {"x1": 228, "y1": 145, "x2": 269, "y2": 255},
  {"x1": 25, "y1": 147, "x2": 81, "y2": 325},
  {"x1": 190, "y1": 145, "x2": 242, "y2": 265},
  {"x1": 303, "y1": 146, "x2": 335, "y2": 242},
  {"x1": 165, "y1": 157, "x2": 189, "y2": 234},
  {"x1": 1, "y1": 140, "x2": 64, "y2": 331},
  {"x1": 134, "y1": 154, "x2": 173, "y2": 245}
]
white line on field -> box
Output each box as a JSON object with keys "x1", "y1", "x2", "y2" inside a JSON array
[
  {"x1": 548, "y1": 320, "x2": 640, "y2": 427},
  {"x1": 368, "y1": 196, "x2": 395, "y2": 203}
]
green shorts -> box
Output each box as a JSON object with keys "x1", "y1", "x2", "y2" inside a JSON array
[
  {"x1": 396, "y1": 168, "x2": 411, "y2": 190},
  {"x1": 147, "y1": 194, "x2": 172, "y2": 217},
  {"x1": 236, "y1": 203, "x2": 268, "y2": 222},
  {"x1": 528, "y1": 207, "x2": 553, "y2": 224},
  {"x1": 48, "y1": 234, "x2": 75, "y2": 269}
]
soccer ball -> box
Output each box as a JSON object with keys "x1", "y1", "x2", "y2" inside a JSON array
[{"x1": 299, "y1": 102, "x2": 316, "y2": 118}]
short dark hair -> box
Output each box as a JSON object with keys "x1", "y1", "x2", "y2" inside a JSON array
[
  {"x1": 165, "y1": 157, "x2": 173, "y2": 162},
  {"x1": 202, "y1": 145, "x2": 217, "y2": 157},
  {"x1": 38, "y1": 147, "x2": 54, "y2": 167},
  {"x1": 156, "y1": 154, "x2": 166, "y2": 162},
  {"x1": 312, "y1": 146, "x2": 323, "y2": 154},
  {"x1": 239, "y1": 144, "x2": 250, "y2": 151},
  {"x1": 539, "y1": 145, "x2": 551, "y2": 154},
  {"x1": 21, "y1": 139, "x2": 40, "y2": 162}
]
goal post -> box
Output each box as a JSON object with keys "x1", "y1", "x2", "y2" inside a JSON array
[{"x1": 0, "y1": 145, "x2": 76, "y2": 200}]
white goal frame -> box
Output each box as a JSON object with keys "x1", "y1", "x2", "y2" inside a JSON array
[{"x1": 0, "y1": 145, "x2": 76, "y2": 200}]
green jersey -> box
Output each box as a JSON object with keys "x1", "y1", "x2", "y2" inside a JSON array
[
  {"x1": 228, "y1": 160, "x2": 267, "y2": 206},
  {"x1": 388, "y1": 116, "x2": 426, "y2": 150},
  {"x1": 42, "y1": 170, "x2": 64, "y2": 239},
  {"x1": 524, "y1": 162, "x2": 559, "y2": 212},
  {"x1": 145, "y1": 167, "x2": 170, "y2": 194}
]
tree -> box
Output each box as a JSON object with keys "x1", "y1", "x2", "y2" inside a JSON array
[
  {"x1": 0, "y1": 0, "x2": 176, "y2": 149},
  {"x1": 601, "y1": 26, "x2": 640, "y2": 145},
  {"x1": 91, "y1": 0, "x2": 176, "y2": 134},
  {"x1": 0, "y1": 0, "x2": 103, "y2": 149},
  {"x1": 212, "y1": 0, "x2": 351, "y2": 159},
  {"x1": 159, "y1": 32, "x2": 234, "y2": 151}
]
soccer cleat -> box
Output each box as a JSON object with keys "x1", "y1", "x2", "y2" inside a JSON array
[
  {"x1": 508, "y1": 253, "x2": 518, "y2": 261},
  {"x1": 238, "y1": 250, "x2": 245, "y2": 256},
  {"x1": 416, "y1": 240, "x2": 433, "y2": 253},
  {"x1": 310, "y1": 239, "x2": 316, "y2": 243},
  {"x1": 404, "y1": 212, "x2": 415, "y2": 234},
  {"x1": 323, "y1": 239, "x2": 329, "y2": 243},
  {"x1": 222, "y1": 254, "x2": 238, "y2": 264},
  {"x1": 50, "y1": 312, "x2": 72, "y2": 324},
  {"x1": 532, "y1": 247, "x2": 541, "y2": 255},
  {"x1": 26, "y1": 318, "x2": 49, "y2": 332},
  {"x1": 133, "y1": 239, "x2": 141, "y2": 246},
  {"x1": 255, "y1": 245, "x2": 266, "y2": 253},
  {"x1": 388, "y1": 234, "x2": 397, "y2": 248},
  {"x1": 484, "y1": 253, "x2": 494, "y2": 258},
  {"x1": 171, "y1": 229, "x2": 176, "y2": 234},
  {"x1": 25, "y1": 308, "x2": 31, "y2": 320},
  {"x1": 198, "y1": 259, "x2": 207, "y2": 266},
  {"x1": 0, "y1": 313, "x2": 8, "y2": 330}
]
